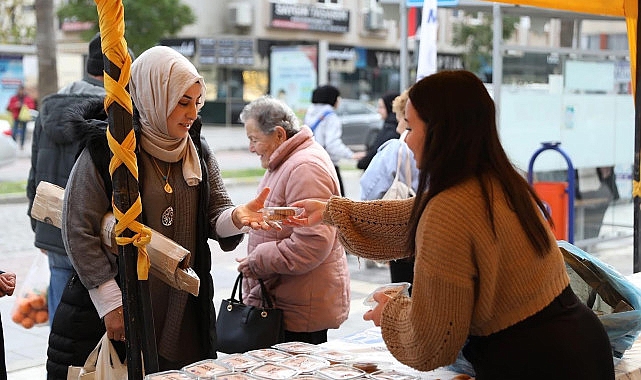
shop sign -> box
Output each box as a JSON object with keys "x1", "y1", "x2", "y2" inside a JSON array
[
  {"x1": 160, "y1": 38, "x2": 196, "y2": 57},
  {"x1": 198, "y1": 38, "x2": 254, "y2": 66},
  {"x1": 270, "y1": 3, "x2": 349, "y2": 33}
]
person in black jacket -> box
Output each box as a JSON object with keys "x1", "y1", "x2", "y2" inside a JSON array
[
  {"x1": 26, "y1": 33, "x2": 106, "y2": 327},
  {"x1": 357, "y1": 92, "x2": 401, "y2": 170},
  {"x1": 0, "y1": 270, "x2": 16, "y2": 380}
]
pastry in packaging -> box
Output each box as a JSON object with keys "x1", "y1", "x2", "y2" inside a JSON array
[
  {"x1": 215, "y1": 373, "x2": 260, "y2": 380},
  {"x1": 315, "y1": 364, "x2": 366, "y2": 379},
  {"x1": 363, "y1": 282, "x2": 411, "y2": 308},
  {"x1": 181, "y1": 358, "x2": 233, "y2": 378},
  {"x1": 249, "y1": 362, "x2": 300, "y2": 379},
  {"x1": 273, "y1": 341, "x2": 320, "y2": 354},
  {"x1": 313, "y1": 350, "x2": 354, "y2": 364},
  {"x1": 259, "y1": 207, "x2": 303, "y2": 221},
  {"x1": 368, "y1": 369, "x2": 418, "y2": 380},
  {"x1": 246, "y1": 348, "x2": 293, "y2": 362},
  {"x1": 143, "y1": 370, "x2": 196, "y2": 379},
  {"x1": 280, "y1": 354, "x2": 330, "y2": 373},
  {"x1": 218, "y1": 353, "x2": 264, "y2": 371},
  {"x1": 350, "y1": 362, "x2": 378, "y2": 373}
]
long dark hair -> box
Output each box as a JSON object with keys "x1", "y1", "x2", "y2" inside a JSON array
[{"x1": 406, "y1": 70, "x2": 552, "y2": 255}]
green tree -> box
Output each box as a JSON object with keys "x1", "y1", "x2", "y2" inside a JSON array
[
  {"x1": 452, "y1": 14, "x2": 519, "y2": 77},
  {"x1": 0, "y1": 0, "x2": 36, "y2": 44},
  {"x1": 57, "y1": 0, "x2": 195, "y2": 57}
]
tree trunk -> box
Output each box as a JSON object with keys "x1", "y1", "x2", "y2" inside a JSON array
[{"x1": 34, "y1": 0, "x2": 57, "y2": 102}]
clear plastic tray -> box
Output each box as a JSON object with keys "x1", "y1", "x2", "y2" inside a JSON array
[
  {"x1": 218, "y1": 353, "x2": 265, "y2": 371},
  {"x1": 143, "y1": 370, "x2": 196, "y2": 379},
  {"x1": 246, "y1": 348, "x2": 293, "y2": 362},
  {"x1": 215, "y1": 373, "x2": 260, "y2": 380},
  {"x1": 180, "y1": 358, "x2": 233, "y2": 379},
  {"x1": 249, "y1": 362, "x2": 300, "y2": 380},
  {"x1": 312, "y1": 350, "x2": 354, "y2": 364},
  {"x1": 363, "y1": 283, "x2": 411, "y2": 308},
  {"x1": 259, "y1": 207, "x2": 303, "y2": 221},
  {"x1": 273, "y1": 341, "x2": 321, "y2": 354},
  {"x1": 280, "y1": 354, "x2": 330, "y2": 373},
  {"x1": 315, "y1": 364, "x2": 366, "y2": 380},
  {"x1": 368, "y1": 369, "x2": 419, "y2": 380}
]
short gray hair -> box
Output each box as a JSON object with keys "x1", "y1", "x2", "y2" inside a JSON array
[{"x1": 239, "y1": 96, "x2": 301, "y2": 138}]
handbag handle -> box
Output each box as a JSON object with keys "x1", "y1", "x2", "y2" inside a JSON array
[
  {"x1": 231, "y1": 273, "x2": 275, "y2": 309},
  {"x1": 394, "y1": 131, "x2": 412, "y2": 189}
]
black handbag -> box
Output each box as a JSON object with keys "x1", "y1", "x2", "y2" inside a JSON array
[{"x1": 215, "y1": 273, "x2": 284, "y2": 354}]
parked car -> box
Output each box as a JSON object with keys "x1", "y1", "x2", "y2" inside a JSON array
[
  {"x1": 336, "y1": 98, "x2": 383, "y2": 151},
  {"x1": 0, "y1": 119, "x2": 18, "y2": 168}
]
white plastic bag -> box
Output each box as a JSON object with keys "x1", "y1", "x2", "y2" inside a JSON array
[
  {"x1": 11, "y1": 253, "x2": 49, "y2": 329},
  {"x1": 67, "y1": 333, "x2": 127, "y2": 380}
]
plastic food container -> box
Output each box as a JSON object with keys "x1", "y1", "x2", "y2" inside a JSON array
[
  {"x1": 259, "y1": 207, "x2": 303, "y2": 221},
  {"x1": 363, "y1": 283, "x2": 411, "y2": 308},
  {"x1": 180, "y1": 359, "x2": 233, "y2": 379},
  {"x1": 215, "y1": 373, "x2": 260, "y2": 380},
  {"x1": 280, "y1": 354, "x2": 330, "y2": 373},
  {"x1": 368, "y1": 369, "x2": 419, "y2": 380},
  {"x1": 273, "y1": 341, "x2": 321, "y2": 355},
  {"x1": 315, "y1": 364, "x2": 366, "y2": 379},
  {"x1": 218, "y1": 353, "x2": 264, "y2": 371},
  {"x1": 249, "y1": 362, "x2": 300, "y2": 379},
  {"x1": 246, "y1": 348, "x2": 293, "y2": 362},
  {"x1": 312, "y1": 350, "x2": 354, "y2": 364},
  {"x1": 143, "y1": 370, "x2": 196, "y2": 379}
]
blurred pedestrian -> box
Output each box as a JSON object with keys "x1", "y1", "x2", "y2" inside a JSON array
[
  {"x1": 357, "y1": 91, "x2": 400, "y2": 170},
  {"x1": 6, "y1": 84, "x2": 36, "y2": 149},
  {"x1": 359, "y1": 90, "x2": 419, "y2": 286},
  {"x1": 27, "y1": 32, "x2": 107, "y2": 327},
  {"x1": 304, "y1": 85, "x2": 364, "y2": 196}
]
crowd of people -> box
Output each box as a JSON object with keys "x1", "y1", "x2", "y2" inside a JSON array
[{"x1": 0, "y1": 34, "x2": 619, "y2": 380}]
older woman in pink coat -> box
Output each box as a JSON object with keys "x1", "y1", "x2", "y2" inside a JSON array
[{"x1": 236, "y1": 96, "x2": 350, "y2": 344}]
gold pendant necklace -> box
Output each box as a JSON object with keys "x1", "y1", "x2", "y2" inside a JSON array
[
  {"x1": 152, "y1": 157, "x2": 173, "y2": 194},
  {"x1": 151, "y1": 157, "x2": 174, "y2": 227}
]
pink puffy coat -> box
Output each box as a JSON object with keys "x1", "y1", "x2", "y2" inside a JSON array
[{"x1": 243, "y1": 126, "x2": 350, "y2": 332}]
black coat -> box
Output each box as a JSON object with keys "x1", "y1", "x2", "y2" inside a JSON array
[{"x1": 27, "y1": 93, "x2": 105, "y2": 256}]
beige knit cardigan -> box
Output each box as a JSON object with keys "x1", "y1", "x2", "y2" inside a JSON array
[{"x1": 323, "y1": 177, "x2": 570, "y2": 371}]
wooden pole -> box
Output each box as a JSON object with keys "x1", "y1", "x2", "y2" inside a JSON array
[{"x1": 94, "y1": 1, "x2": 158, "y2": 377}]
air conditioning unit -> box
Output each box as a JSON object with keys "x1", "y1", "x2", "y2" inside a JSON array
[
  {"x1": 228, "y1": 2, "x2": 253, "y2": 28},
  {"x1": 364, "y1": 6, "x2": 384, "y2": 31}
]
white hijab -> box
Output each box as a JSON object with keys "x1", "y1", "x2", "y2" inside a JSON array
[{"x1": 130, "y1": 46, "x2": 205, "y2": 185}]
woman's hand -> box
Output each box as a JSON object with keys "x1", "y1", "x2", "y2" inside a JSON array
[
  {"x1": 0, "y1": 272, "x2": 16, "y2": 297},
  {"x1": 104, "y1": 306, "x2": 126, "y2": 342},
  {"x1": 232, "y1": 187, "x2": 282, "y2": 231},
  {"x1": 284, "y1": 199, "x2": 328, "y2": 227},
  {"x1": 363, "y1": 291, "x2": 391, "y2": 326},
  {"x1": 236, "y1": 257, "x2": 257, "y2": 279}
]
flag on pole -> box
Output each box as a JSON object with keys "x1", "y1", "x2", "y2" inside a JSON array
[{"x1": 416, "y1": 0, "x2": 438, "y2": 82}]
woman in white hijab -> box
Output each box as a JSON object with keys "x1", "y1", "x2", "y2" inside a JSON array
[{"x1": 56, "y1": 46, "x2": 274, "y2": 373}]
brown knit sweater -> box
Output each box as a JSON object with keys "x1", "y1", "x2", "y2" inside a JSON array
[{"x1": 323, "y1": 177, "x2": 570, "y2": 372}]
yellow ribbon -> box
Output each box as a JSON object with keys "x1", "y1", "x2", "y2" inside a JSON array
[{"x1": 95, "y1": 0, "x2": 150, "y2": 280}]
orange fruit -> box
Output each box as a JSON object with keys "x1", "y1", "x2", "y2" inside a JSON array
[
  {"x1": 29, "y1": 295, "x2": 46, "y2": 310},
  {"x1": 34, "y1": 310, "x2": 48, "y2": 324},
  {"x1": 11, "y1": 310, "x2": 23, "y2": 324},
  {"x1": 21, "y1": 317, "x2": 35, "y2": 329},
  {"x1": 18, "y1": 299, "x2": 31, "y2": 314}
]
